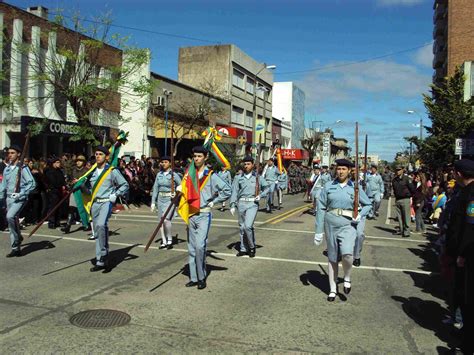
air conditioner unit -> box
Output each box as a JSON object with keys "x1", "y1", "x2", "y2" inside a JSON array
[{"x1": 152, "y1": 96, "x2": 165, "y2": 106}]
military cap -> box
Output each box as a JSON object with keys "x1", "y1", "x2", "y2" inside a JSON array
[
  {"x1": 160, "y1": 156, "x2": 171, "y2": 162},
  {"x1": 313, "y1": 164, "x2": 321, "y2": 169},
  {"x1": 76, "y1": 155, "x2": 86, "y2": 162},
  {"x1": 95, "y1": 146, "x2": 109, "y2": 155},
  {"x1": 192, "y1": 145, "x2": 208, "y2": 154},
  {"x1": 9, "y1": 145, "x2": 22, "y2": 153},
  {"x1": 395, "y1": 165, "x2": 404, "y2": 170},
  {"x1": 335, "y1": 159, "x2": 355, "y2": 168},
  {"x1": 321, "y1": 165, "x2": 329, "y2": 169},
  {"x1": 370, "y1": 163, "x2": 378, "y2": 169},
  {"x1": 242, "y1": 156, "x2": 254, "y2": 163},
  {"x1": 454, "y1": 159, "x2": 474, "y2": 175}
]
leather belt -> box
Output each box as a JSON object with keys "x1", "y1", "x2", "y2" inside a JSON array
[
  {"x1": 328, "y1": 208, "x2": 353, "y2": 218},
  {"x1": 158, "y1": 192, "x2": 172, "y2": 197},
  {"x1": 94, "y1": 198, "x2": 110, "y2": 203},
  {"x1": 239, "y1": 197, "x2": 255, "y2": 202}
]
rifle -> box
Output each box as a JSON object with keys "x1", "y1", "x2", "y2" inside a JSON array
[
  {"x1": 363, "y1": 134, "x2": 368, "y2": 191},
  {"x1": 255, "y1": 135, "x2": 262, "y2": 197},
  {"x1": 353, "y1": 122, "x2": 359, "y2": 219},
  {"x1": 14, "y1": 131, "x2": 31, "y2": 193}
]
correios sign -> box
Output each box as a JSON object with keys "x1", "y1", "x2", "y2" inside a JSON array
[{"x1": 21, "y1": 116, "x2": 109, "y2": 137}]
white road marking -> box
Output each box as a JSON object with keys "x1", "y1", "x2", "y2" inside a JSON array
[
  {"x1": 114, "y1": 214, "x2": 263, "y2": 224},
  {"x1": 385, "y1": 197, "x2": 392, "y2": 225},
  {"x1": 14, "y1": 232, "x2": 434, "y2": 276}
]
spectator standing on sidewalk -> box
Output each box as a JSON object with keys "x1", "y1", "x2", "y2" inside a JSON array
[
  {"x1": 412, "y1": 172, "x2": 428, "y2": 234},
  {"x1": 392, "y1": 165, "x2": 415, "y2": 238},
  {"x1": 382, "y1": 166, "x2": 393, "y2": 199},
  {"x1": 44, "y1": 157, "x2": 66, "y2": 229}
]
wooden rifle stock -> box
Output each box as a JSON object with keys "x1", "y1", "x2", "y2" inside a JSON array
[
  {"x1": 363, "y1": 134, "x2": 368, "y2": 192},
  {"x1": 353, "y1": 123, "x2": 360, "y2": 219}
]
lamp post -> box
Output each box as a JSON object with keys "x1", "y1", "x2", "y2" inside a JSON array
[
  {"x1": 163, "y1": 89, "x2": 172, "y2": 156},
  {"x1": 252, "y1": 64, "x2": 276, "y2": 160},
  {"x1": 407, "y1": 110, "x2": 423, "y2": 141}
]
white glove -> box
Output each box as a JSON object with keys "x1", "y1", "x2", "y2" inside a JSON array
[
  {"x1": 207, "y1": 201, "x2": 214, "y2": 208},
  {"x1": 314, "y1": 233, "x2": 324, "y2": 246},
  {"x1": 109, "y1": 194, "x2": 117, "y2": 203},
  {"x1": 150, "y1": 203, "x2": 156, "y2": 212},
  {"x1": 176, "y1": 185, "x2": 183, "y2": 192},
  {"x1": 170, "y1": 192, "x2": 176, "y2": 198},
  {"x1": 254, "y1": 195, "x2": 261, "y2": 202},
  {"x1": 230, "y1": 207, "x2": 236, "y2": 216},
  {"x1": 351, "y1": 214, "x2": 361, "y2": 224},
  {"x1": 11, "y1": 193, "x2": 20, "y2": 200}
]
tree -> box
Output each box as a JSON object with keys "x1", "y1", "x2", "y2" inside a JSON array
[
  {"x1": 301, "y1": 130, "x2": 324, "y2": 165},
  {"x1": 420, "y1": 66, "x2": 474, "y2": 166},
  {"x1": 1, "y1": 10, "x2": 153, "y2": 144}
]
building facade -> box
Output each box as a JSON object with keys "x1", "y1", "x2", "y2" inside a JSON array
[
  {"x1": 178, "y1": 44, "x2": 274, "y2": 158},
  {"x1": 432, "y1": 0, "x2": 474, "y2": 86},
  {"x1": 272, "y1": 82, "x2": 305, "y2": 149}
]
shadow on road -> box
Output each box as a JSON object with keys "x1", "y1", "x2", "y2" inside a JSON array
[
  {"x1": 300, "y1": 270, "x2": 330, "y2": 295},
  {"x1": 21, "y1": 238, "x2": 61, "y2": 256},
  {"x1": 374, "y1": 225, "x2": 397, "y2": 234},
  {"x1": 103, "y1": 244, "x2": 139, "y2": 273},
  {"x1": 181, "y1": 263, "x2": 228, "y2": 280},
  {"x1": 392, "y1": 295, "x2": 459, "y2": 350},
  {"x1": 226, "y1": 241, "x2": 263, "y2": 252}
]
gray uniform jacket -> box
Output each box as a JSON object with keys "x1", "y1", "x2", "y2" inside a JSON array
[
  {"x1": 198, "y1": 168, "x2": 231, "y2": 208},
  {"x1": 263, "y1": 165, "x2": 280, "y2": 182},
  {"x1": 151, "y1": 170, "x2": 182, "y2": 204},
  {"x1": 216, "y1": 170, "x2": 232, "y2": 186},
  {"x1": 229, "y1": 172, "x2": 270, "y2": 207},
  {"x1": 366, "y1": 173, "x2": 384, "y2": 197},
  {"x1": 84, "y1": 165, "x2": 129, "y2": 200},
  {"x1": 0, "y1": 164, "x2": 36, "y2": 201},
  {"x1": 315, "y1": 179, "x2": 372, "y2": 234}
]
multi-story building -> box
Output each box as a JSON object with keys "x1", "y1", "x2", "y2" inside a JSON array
[
  {"x1": 147, "y1": 72, "x2": 231, "y2": 158},
  {"x1": 0, "y1": 3, "x2": 150, "y2": 157},
  {"x1": 432, "y1": 0, "x2": 474, "y2": 86},
  {"x1": 272, "y1": 82, "x2": 305, "y2": 149},
  {"x1": 178, "y1": 44, "x2": 274, "y2": 158}
]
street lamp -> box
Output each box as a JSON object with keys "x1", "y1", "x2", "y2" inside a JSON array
[
  {"x1": 407, "y1": 110, "x2": 423, "y2": 141},
  {"x1": 253, "y1": 64, "x2": 276, "y2": 160},
  {"x1": 163, "y1": 89, "x2": 173, "y2": 156}
]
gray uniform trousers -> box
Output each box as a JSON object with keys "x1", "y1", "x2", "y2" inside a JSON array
[
  {"x1": 368, "y1": 192, "x2": 382, "y2": 218},
  {"x1": 158, "y1": 196, "x2": 176, "y2": 220},
  {"x1": 91, "y1": 201, "x2": 113, "y2": 265},
  {"x1": 353, "y1": 216, "x2": 367, "y2": 259},
  {"x1": 6, "y1": 197, "x2": 26, "y2": 251},
  {"x1": 324, "y1": 213, "x2": 357, "y2": 263},
  {"x1": 395, "y1": 198, "x2": 411, "y2": 237},
  {"x1": 238, "y1": 201, "x2": 258, "y2": 252},
  {"x1": 187, "y1": 212, "x2": 212, "y2": 282},
  {"x1": 266, "y1": 182, "x2": 276, "y2": 210}
]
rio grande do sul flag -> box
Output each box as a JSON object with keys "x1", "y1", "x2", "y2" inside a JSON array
[{"x1": 177, "y1": 161, "x2": 201, "y2": 224}]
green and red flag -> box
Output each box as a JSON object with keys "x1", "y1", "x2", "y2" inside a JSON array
[
  {"x1": 202, "y1": 127, "x2": 231, "y2": 169},
  {"x1": 177, "y1": 160, "x2": 201, "y2": 224}
]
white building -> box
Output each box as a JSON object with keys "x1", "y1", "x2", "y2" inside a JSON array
[{"x1": 272, "y1": 82, "x2": 305, "y2": 149}]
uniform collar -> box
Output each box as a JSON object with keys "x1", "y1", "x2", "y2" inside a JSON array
[{"x1": 332, "y1": 179, "x2": 353, "y2": 186}]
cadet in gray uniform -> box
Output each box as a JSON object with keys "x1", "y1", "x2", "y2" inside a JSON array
[
  {"x1": 85, "y1": 146, "x2": 129, "y2": 272},
  {"x1": 151, "y1": 156, "x2": 182, "y2": 249},
  {"x1": 366, "y1": 164, "x2": 384, "y2": 219},
  {"x1": 183, "y1": 146, "x2": 231, "y2": 290},
  {"x1": 216, "y1": 166, "x2": 232, "y2": 211},
  {"x1": 309, "y1": 164, "x2": 324, "y2": 215},
  {"x1": 276, "y1": 170, "x2": 288, "y2": 208},
  {"x1": 320, "y1": 165, "x2": 332, "y2": 186},
  {"x1": 315, "y1": 159, "x2": 371, "y2": 301},
  {"x1": 0, "y1": 145, "x2": 36, "y2": 257},
  {"x1": 263, "y1": 158, "x2": 280, "y2": 213},
  {"x1": 229, "y1": 156, "x2": 269, "y2": 257}
]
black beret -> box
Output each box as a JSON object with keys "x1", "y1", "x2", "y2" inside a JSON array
[
  {"x1": 242, "y1": 156, "x2": 254, "y2": 163},
  {"x1": 192, "y1": 146, "x2": 208, "y2": 154},
  {"x1": 160, "y1": 156, "x2": 171, "y2": 162},
  {"x1": 370, "y1": 164, "x2": 378, "y2": 169},
  {"x1": 454, "y1": 159, "x2": 474, "y2": 175},
  {"x1": 9, "y1": 145, "x2": 22, "y2": 153},
  {"x1": 335, "y1": 159, "x2": 355, "y2": 168},
  {"x1": 95, "y1": 146, "x2": 109, "y2": 155},
  {"x1": 313, "y1": 164, "x2": 320, "y2": 169}
]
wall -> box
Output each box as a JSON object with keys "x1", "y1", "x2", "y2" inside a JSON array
[
  {"x1": 291, "y1": 84, "x2": 305, "y2": 149},
  {"x1": 448, "y1": 0, "x2": 474, "y2": 76}
]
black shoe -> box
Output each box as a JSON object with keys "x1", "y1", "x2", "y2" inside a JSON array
[
  {"x1": 90, "y1": 264, "x2": 106, "y2": 272},
  {"x1": 6, "y1": 250, "x2": 21, "y2": 258},
  {"x1": 402, "y1": 234, "x2": 411, "y2": 238},
  {"x1": 236, "y1": 251, "x2": 247, "y2": 257},
  {"x1": 197, "y1": 280, "x2": 207, "y2": 290},
  {"x1": 353, "y1": 258, "x2": 361, "y2": 267},
  {"x1": 249, "y1": 248, "x2": 256, "y2": 258},
  {"x1": 327, "y1": 292, "x2": 337, "y2": 302},
  {"x1": 61, "y1": 225, "x2": 71, "y2": 234},
  {"x1": 48, "y1": 224, "x2": 56, "y2": 229},
  {"x1": 266, "y1": 209, "x2": 272, "y2": 214},
  {"x1": 166, "y1": 244, "x2": 173, "y2": 250},
  {"x1": 185, "y1": 281, "x2": 198, "y2": 287},
  {"x1": 343, "y1": 280, "x2": 351, "y2": 294}
]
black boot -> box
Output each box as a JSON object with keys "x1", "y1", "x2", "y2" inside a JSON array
[{"x1": 61, "y1": 214, "x2": 74, "y2": 234}]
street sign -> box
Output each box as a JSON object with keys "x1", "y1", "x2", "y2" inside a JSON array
[
  {"x1": 237, "y1": 135, "x2": 247, "y2": 145},
  {"x1": 321, "y1": 133, "x2": 331, "y2": 167},
  {"x1": 455, "y1": 138, "x2": 474, "y2": 155}
]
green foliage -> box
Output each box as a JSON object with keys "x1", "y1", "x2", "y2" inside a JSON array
[{"x1": 420, "y1": 66, "x2": 474, "y2": 166}]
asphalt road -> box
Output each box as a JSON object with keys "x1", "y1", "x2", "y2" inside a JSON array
[{"x1": 0, "y1": 194, "x2": 459, "y2": 353}]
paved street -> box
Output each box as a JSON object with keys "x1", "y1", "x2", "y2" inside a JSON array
[{"x1": 0, "y1": 194, "x2": 457, "y2": 353}]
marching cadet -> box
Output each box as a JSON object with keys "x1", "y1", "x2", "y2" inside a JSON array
[
  {"x1": 184, "y1": 146, "x2": 231, "y2": 290},
  {"x1": 309, "y1": 164, "x2": 324, "y2": 215},
  {"x1": 366, "y1": 164, "x2": 384, "y2": 219},
  {"x1": 262, "y1": 158, "x2": 280, "y2": 213},
  {"x1": 216, "y1": 165, "x2": 232, "y2": 211},
  {"x1": 276, "y1": 169, "x2": 288, "y2": 209},
  {"x1": 229, "y1": 156, "x2": 269, "y2": 257},
  {"x1": 86, "y1": 146, "x2": 129, "y2": 272},
  {"x1": 151, "y1": 156, "x2": 182, "y2": 249},
  {"x1": 446, "y1": 159, "x2": 474, "y2": 354},
  {"x1": 0, "y1": 145, "x2": 36, "y2": 257},
  {"x1": 315, "y1": 159, "x2": 371, "y2": 301},
  {"x1": 320, "y1": 165, "x2": 332, "y2": 186}
]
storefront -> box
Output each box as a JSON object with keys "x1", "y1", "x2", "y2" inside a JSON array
[{"x1": 281, "y1": 148, "x2": 309, "y2": 164}]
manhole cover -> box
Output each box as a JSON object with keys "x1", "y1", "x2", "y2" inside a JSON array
[{"x1": 70, "y1": 309, "x2": 131, "y2": 329}]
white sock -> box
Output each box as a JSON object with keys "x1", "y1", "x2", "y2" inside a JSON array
[
  {"x1": 342, "y1": 254, "x2": 353, "y2": 283},
  {"x1": 328, "y1": 261, "x2": 338, "y2": 293}
]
